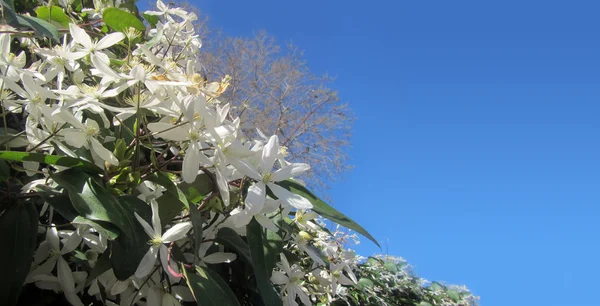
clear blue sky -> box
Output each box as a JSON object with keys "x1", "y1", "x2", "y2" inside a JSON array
[{"x1": 192, "y1": 1, "x2": 600, "y2": 305}]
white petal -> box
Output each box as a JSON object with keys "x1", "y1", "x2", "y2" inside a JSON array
[
  {"x1": 135, "y1": 212, "x2": 155, "y2": 238},
  {"x1": 229, "y1": 158, "x2": 261, "y2": 181},
  {"x1": 60, "y1": 232, "x2": 82, "y2": 254},
  {"x1": 62, "y1": 130, "x2": 86, "y2": 148},
  {"x1": 182, "y1": 143, "x2": 200, "y2": 183},
  {"x1": 90, "y1": 137, "x2": 118, "y2": 165},
  {"x1": 203, "y1": 252, "x2": 237, "y2": 264},
  {"x1": 58, "y1": 256, "x2": 75, "y2": 292},
  {"x1": 150, "y1": 198, "x2": 162, "y2": 236},
  {"x1": 261, "y1": 135, "x2": 279, "y2": 172},
  {"x1": 161, "y1": 222, "x2": 192, "y2": 243},
  {"x1": 47, "y1": 226, "x2": 60, "y2": 252},
  {"x1": 134, "y1": 246, "x2": 159, "y2": 278},
  {"x1": 214, "y1": 165, "x2": 230, "y2": 207},
  {"x1": 295, "y1": 285, "x2": 312, "y2": 306},
  {"x1": 270, "y1": 271, "x2": 288, "y2": 285},
  {"x1": 69, "y1": 23, "x2": 93, "y2": 49},
  {"x1": 64, "y1": 291, "x2": 85, "y2": 306},
  {"x1": 23, "y1": 161, "x2": 39, "y2": 176},
  {"x1": 255, "y1": 214, "x2": 278, "y2": 231},
  {"x1": 245, "y1": 182, "x2": 266, "y2": 214},
  {"x1": 271, "y1": 163, "x2": 310, "y2": 182},
  {"x1": 90, "y1": 54, "x2": 122, "y2": 80},
  {"x1": 147, "y1": 123, "x2": 189, "y2": 141},
  {"x1": 279, "y1": 253, "x2": 292, "y2": 275},
  {"x1": 95, "y1": 32, "x2": 125, "y2": 50},
  {"x1": 268, "y1": 183, "x2": 313, "y2": 210}
]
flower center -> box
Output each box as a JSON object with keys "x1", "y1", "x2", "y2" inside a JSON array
[{"x1": 262, "y1": 172, "x2": 271, "y2": 184}]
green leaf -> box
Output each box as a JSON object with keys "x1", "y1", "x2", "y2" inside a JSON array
[
  {"x1": 0, "y1": 201, "x2": 38, "y2": 306},
  {"x1": 178, "y1": 172, "x2": 214, "y2": 203},
  {"x1": 419, "y1": 303, "x2": 433, "y2": 306},
  {"x1": 383, "y1": 262, "x2": 399, "y2": 273},
  {"x1": 0, "y1": 0, "x2": 18, "y2": 26},
  {"x1": 146, "y1": 172, "x2": 193, "y2": 224},
  {"x1": 35, "y1": 6, "x2": 71, "y2": 27},
  {"x1": 447, "y1": 290, "x2": 460, "y2": 302},
  {"x1": 0, "y1": 151, "x2": 103, "y2": 174},
  {"x1": 215, "y1": 227, "x2": 252, "y2": 264},
  {"x1": 52, "y1": 169, "x2": 151, "y2": 279},
  {"x1": 102, "y1": 7, "x2": 145, "y2": 33},
  {"x1": 277, "y1": 180, "x2": 380, "y2": 248},
  {"x1": 246, "y1": 219, "x2": 282, "y2": 306},
  {"x1": 189, "y1": 205, "x2": 203, "y2": 262},
  {"x1": 17, "y1": 15, "x2": 60, "y2": 41},
  {"x1": 72, "y1": 216, "x2": 120, "y2": 240},
  {"x1": 0, "y1": 160, "x2": 9, "y2": 181},
  {"x1": 36, "y1": 187, "x2": 79, "y2": 221},
  {"x1": 85, "y1": 251, "x2": 111, "y2": 286},
  {"x1": 183, "y1": 265, "x2": 241, "y2": 306},
  {"x1": 109, "y1": 196, "x2": 153, "y2": 280},
  {"x1": 357, "y1": 278, "x2": 374, "y2": 289},
  {"x1": 143, "y1": 13, "x2": 159, "y2": 28}
]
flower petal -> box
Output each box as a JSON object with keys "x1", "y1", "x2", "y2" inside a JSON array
[
  {"x1": 69, "y1": 23, "x2": 93, "y2": 49},
  {"x1": 261, "y1": 135, "x2": 279, "y2": 172},
  {"x1": 268, "y1": 183, "x2": 313, "y2": 210},
  {"x1": 271, "y1": 163, "x2": 310, "y2": 182},
  {"x1": 135, "y1": 212, "x2": 155, "y2": 238},
  {"x1": 182, "y1": 142, "x2": 200, "y2": 183},
  {"x1": 161, "y1": 222, "x2": 192, "y2": 243},
  {"x1": 57, "y1": 256, "x2": 75, "y2": 292},
  {"x1": 203, "y1": 252, "x2": 237, "y2": 264},
  {"x1": 95, "y1": 32, "x2": 125, "y2": 50},
  {"x1": 150, "y1": 199, "x2": 162, "y2": 236},
  {"x1": 245, "y1": 182, "x2": 266, "y2": 214},
  {"x1": 90, "y1": 137, "x2": 118, "y2": 165},
  {"x1": 134, "y1": 246, "x2": 159, "y2": 278},
  {"x1": 270, "y1": 271, "x2": 288, "y2": 285}
]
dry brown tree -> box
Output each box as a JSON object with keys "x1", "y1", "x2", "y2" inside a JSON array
[{"x1": 174, "y1": 2, "x2": 354, "y2": 192}]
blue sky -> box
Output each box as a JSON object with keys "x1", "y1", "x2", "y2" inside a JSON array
[{"x1": 191, "y1": 1, "x2": 600, "y2": 305}]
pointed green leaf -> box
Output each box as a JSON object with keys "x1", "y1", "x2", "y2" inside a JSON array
[
  {"x1": 17, "y1": 15, "x2": 60, "y2": 41},
  {"x1": 189, "y1": 205, "x2": 203, "y2": 261},
  {"x1": 277, "y1": 179, "x2": 380, "y2": 248},
  {"x1": 0, "y1": 201, "x2": 38, "y2": 306},
  {"x1": 246, "y1": 219, "x2": 282, "y2": 306},
  {"x1": 215, "y1": 227, "x2": 252, "y2": 264},
  {"x1": 183, "y1": 265, "x2": 241, "y2": 306},
  {"x1": 52, "y1": 169, "x2": 151, "y2": 279},
  {"x1": 143, "y1": 13, "x2": 159, "y2": 28},
  {"x1": 35, "y1": 6, "x2": 72, "y2": 27},
  {"x1": 35, "y1": 187, "x2": 79, "y2": 221},
  {"x1": 0, "y1": 160, "x2": 9, "y2": 182},
  {"x1": 102, "y1": 7, "x2": 145, "y2": 33},
  {"x1": 0, "y1": 151, "x2": 103, "y2": 174}
]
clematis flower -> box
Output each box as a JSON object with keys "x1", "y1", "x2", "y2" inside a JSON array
[
  {"x1": 230, "y1": 135, "x2": 312, "y2": 215},
  {"x1": 63, "y1": 24, "x2": 125, "y2": 63},
  {"x1": 270, "y1": 253, "x2": 312, "y2": 306},
  {"x1": 134, "y1": 199, "x2": 192, "y2": 279},
  {"x1": 60, "y1": 119, "x2": 119, "y2": 166}
]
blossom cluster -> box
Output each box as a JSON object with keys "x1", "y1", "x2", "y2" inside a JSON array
[{"x1": 0, "y1": 1, "x2": 478, "y2": 305}]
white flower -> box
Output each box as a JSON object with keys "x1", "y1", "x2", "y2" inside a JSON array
[
  {"x1": 60, "y1": 119, "x2": 119, "y2": 165},
  {"x1": 65, "y1": 23, "x2": 125, "y2": 63},
  {"x1": 231, "y1": 135, "x2": 312, "y2": 215},
  {"x1": 270, "y1": 253, "x2": 312, "y2": 306},
  {"x1": 134, "y1": 199, "x2": 192, "y2": 279}
]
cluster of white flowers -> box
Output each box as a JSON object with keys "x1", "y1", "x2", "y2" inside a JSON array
[{"x1": 0, "y1": 1, "x2": 377, "y2": 305}]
